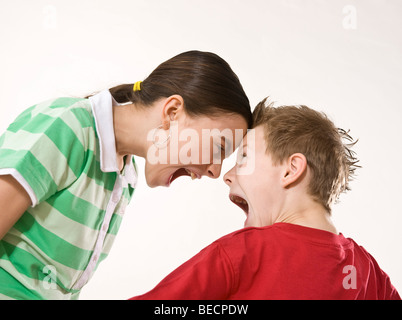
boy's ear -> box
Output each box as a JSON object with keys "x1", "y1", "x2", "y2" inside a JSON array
[
  {"x1": 161, "y1": 95, "x2": 185, "y2": 129},
  {"x1": 281, "y1": 153, "x2": 308, "y2": 188}
]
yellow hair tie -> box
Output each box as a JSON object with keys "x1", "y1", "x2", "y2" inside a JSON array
[{"x1": 133, "y1": 81, "x2": 142, "y2": 92}]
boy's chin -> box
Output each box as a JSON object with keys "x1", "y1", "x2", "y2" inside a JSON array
[{"x1": 244, "y1": 216, "x2": 252, "y2": 228}]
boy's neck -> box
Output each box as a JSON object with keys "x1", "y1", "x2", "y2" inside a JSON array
[{"x1": 275, "y1": 198, "x2": 338, "y2": 235}]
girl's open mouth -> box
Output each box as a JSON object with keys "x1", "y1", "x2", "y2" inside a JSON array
[
  {"x1": 229, "y1": 194, "x2": 249, "y2": 215},
  {"x1": 167, "y1": 168, "x2": 199, "y2": 186}
]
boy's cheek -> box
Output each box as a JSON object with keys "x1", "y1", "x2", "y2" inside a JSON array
[{"x1": 235, "y1": 155, "x2": 259, "y2": 178}]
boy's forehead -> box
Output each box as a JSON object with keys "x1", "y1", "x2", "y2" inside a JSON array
[{"x1": 243, "y1": 126, "x2": 266, "y2": 148}]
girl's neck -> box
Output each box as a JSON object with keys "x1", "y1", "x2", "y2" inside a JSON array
[{"x1": 113, "y1": 103, "x2": 155, "y2": 159}]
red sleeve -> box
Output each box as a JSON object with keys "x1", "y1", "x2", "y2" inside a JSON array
[
  {"x1": 362, "y1": 249, "x2": 401, "y2": 300},
  {"x1": 129, "y1": 242, "x2": 235, "y2": 300}
]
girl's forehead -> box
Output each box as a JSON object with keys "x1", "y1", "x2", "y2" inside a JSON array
[{"x1": 205, "y1": 113, "x2": 247, "y2": 128}]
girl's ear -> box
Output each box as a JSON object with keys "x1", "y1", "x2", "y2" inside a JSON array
[
  {"x1": 161, "y1": 95, "x2": 185, "y2": 129},
  {"x1": 281, "y1": 153, "x2": 308, "y2": 188}
]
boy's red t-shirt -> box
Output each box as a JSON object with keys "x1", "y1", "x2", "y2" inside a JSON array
[{"x1": 131, "y1": 223, "x2": 400, "y2": 300}]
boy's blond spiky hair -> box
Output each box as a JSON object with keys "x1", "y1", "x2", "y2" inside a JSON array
[{"x1": 252, "y1": 98, "x2": 360, "y2": 213}]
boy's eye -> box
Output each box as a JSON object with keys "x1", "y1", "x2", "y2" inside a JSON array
[{"x1": 237, "y1": 151, "x2": 247, "y2": 165}]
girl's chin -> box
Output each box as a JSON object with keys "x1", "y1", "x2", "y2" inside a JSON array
[
  {"x1": 145, "y1": 172, "x2": 175, "y2": 188},
  {"x1": 143, "y1": 173, "x2": 161, "y2": 188},
  {"x1": 145, "y1": 180, "x2": 158, "y2": 188},
  {"x1": 145, "y1": 167, "x2": 196, "y2": 188}
]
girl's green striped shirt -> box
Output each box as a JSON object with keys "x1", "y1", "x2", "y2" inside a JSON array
[{"x1": 0, "y1": 90, "x2": 137, "y2": 299}]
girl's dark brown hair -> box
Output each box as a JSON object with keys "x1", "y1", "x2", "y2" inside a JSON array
[{"x1": 106, "y1": 50, "x2": 252, "y2": 128}]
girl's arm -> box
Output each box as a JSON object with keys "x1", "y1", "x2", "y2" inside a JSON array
[{"x1": 0, "y1": 175, "x2": 31, "y2": 240}]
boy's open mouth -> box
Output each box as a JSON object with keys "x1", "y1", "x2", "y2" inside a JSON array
[
  {"x1": 168, "y1": 168, "x2": 199, "y2": 186},
  {"x1": 229, "y1": 194, "x2": 249, "y2": 215}
]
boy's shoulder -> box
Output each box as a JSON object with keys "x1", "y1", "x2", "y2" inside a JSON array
[
  {"x1": 212, "y1": 223, "x2": 352, "y2": 255},
  {"x1": 217, "y1": 225, "x2": 274, "y2": 240},
  {"x1": 212, "y1": 225, "x2": 279, "y2": 251}
]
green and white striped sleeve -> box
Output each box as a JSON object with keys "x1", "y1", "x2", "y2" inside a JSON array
[{"x1": 0, "y1": 98, "x2": 90, "y2": 206}]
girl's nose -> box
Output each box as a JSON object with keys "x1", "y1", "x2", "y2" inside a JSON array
[{"x1": 206, "y1": 163, "x2": 222, "y2": 179}]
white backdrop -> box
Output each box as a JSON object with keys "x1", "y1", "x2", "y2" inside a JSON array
[{"x1": 0, "y1": 0, "x2": 401, "y2": 299}]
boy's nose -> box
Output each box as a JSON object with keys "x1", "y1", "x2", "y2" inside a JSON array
[{"x1": 223, "y1": 166, "x2": 235, "y2": 186}]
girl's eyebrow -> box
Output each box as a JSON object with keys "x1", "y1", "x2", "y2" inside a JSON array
[{"x1": 220, "y1": 136, "x2": 232, "y2": 151}]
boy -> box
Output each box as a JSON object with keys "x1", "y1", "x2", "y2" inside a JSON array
[{"x1": 130, "y1": 99, "x2": 400, "y2": 300}]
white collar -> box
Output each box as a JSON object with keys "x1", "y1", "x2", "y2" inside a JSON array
[{"x1": 90, "y1": 90, "x2": 137, "y2": 187}]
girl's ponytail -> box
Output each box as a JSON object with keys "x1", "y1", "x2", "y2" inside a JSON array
[{"x1": 108, "y1": 51, "x2": 252, "y2": 128}]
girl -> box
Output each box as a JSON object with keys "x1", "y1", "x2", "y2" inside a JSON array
[{"x1": 0, "y1": 50, "x2": 252, "y2": 299}]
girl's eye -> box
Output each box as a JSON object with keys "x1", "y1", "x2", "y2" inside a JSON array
[
  {"x1": 213, "y1": 144, "x2": 225, "y2": 154},
  {"x1": 212, "y1": 144, "x2": 225, "y2": 162}
]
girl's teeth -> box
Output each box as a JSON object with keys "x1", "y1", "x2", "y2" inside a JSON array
[{"x1": 185, "y1": 168, "x2": 197, "y2": 180}]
